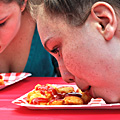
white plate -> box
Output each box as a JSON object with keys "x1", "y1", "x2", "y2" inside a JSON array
[
  {"x1": 0, "y1": 73, "x2": 32, "y2": 90},
  {"x1": 12, "y1": 84, "x2": 120, "y2": 109}
]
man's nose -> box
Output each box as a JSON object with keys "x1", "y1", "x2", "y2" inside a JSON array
[
  {"x1": 58, "y1": 60, "x2": 75, "y2": 83},
  {"x1": 61, "y1": 70, "x2": 75, "y2": 83}
]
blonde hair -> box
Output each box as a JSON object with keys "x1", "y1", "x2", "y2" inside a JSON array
[{"x1": 29, "y1": 0, "x2": 120, "y2": 26}]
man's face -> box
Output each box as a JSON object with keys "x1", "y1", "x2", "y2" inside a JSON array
[{"x1": 37, "y1": 6, "x2": 120, "y2": 103}]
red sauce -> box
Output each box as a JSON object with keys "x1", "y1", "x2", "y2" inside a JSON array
[
  {"x1": 36, "y1": 85, "x2": 57, "y2": 96},
  {"x1": 31, "y1": 97, "x2": 48, "y2": 105},
  {"x1": 0, "y1": 75, "x2": 3, "y2": 79}
]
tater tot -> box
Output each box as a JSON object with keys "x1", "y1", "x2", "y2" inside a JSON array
[
  {"x1": 64, "y1": 96, "x2": 84, "y2": 105},
  {"x1": 57, "y1": 86, "x2": 75, "y2": 93}
]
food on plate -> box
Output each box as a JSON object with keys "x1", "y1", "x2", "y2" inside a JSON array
[
  {"x1": 76, "y1": 88, "x2": 92, "y2": 104},
  {"x1": 48, "y1": 99, "x2": 63, "y2": 105},
  {"x1": 26, "y1": 84, "x2": 92, "y2": 105},
  {"x1": 56, "y1": 86, "x2": 75, "y2": 93},
  {"x1": 64, "y1": 96, "x2": 84, "y2": 105},
  {"x1": 0, "y1": 75, "x2": 4, "y2": 85}
]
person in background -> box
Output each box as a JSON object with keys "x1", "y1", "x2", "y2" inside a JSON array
[
  {"x1": 29, "y1": 0, "x2": 120, "y2": 103},
  {"x1": 0, "y1": 0, "x2": 60, "y2": 77}
]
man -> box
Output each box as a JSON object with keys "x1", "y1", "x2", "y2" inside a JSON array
[{"x1": 29, "y1": 0, "x2": 120, "y2": 103}]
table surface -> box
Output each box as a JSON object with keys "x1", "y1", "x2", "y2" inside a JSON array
[{"x1": 0, "y1": 77, "x2": 120, "y2": 120}]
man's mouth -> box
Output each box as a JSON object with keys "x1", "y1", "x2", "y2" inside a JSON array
[
  {"x1": 81, "y1": 85, "x2": 91, "y2": 92},
  {"x1": 81, "y1": 86, "x2": 93, "y2": 97}
]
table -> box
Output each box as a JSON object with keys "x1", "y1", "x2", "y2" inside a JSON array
[{"x1": 0, "y1": 77, "x2": 120, "y2": 120}]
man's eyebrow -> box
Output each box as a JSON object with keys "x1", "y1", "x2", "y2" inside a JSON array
[
  {"x1": 0, "y1": 16, "x2": 7, "y2": 22},
  {"x1": 44, "y1": 37, "x2": 52, "y2": 52}
]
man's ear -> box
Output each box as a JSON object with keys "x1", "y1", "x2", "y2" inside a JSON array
[
  {"x1": 91, "y1": 2, "x2": 117, "y2": 40},
  {"x1": 21, "y1": 0, "x2": 27, "y2": 12}
]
